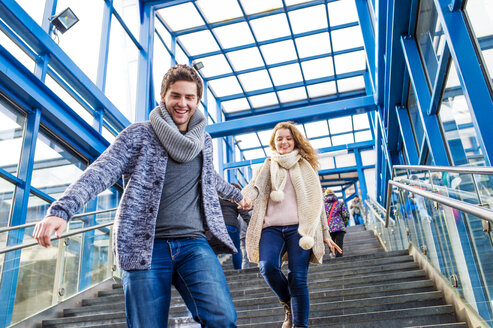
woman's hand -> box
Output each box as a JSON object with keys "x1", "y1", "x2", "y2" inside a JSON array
[
  {"x1": 237, "y1": 196, "x2": 253, "y2": 210},
  {"x1": 324, "y1": 238, "x2": 342, "y2": 256}
]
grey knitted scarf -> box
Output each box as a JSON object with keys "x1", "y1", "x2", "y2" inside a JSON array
[{"x1": 149, "y1": 102, "x2": 206, "y2": 163}]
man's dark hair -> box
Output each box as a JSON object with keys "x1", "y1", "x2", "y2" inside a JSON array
[{"x1": 160, "y1": 64, "x2": 203, "y2": 100}]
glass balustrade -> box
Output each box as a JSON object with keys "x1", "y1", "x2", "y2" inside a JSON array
[
  {"x1": 0, "y1": 222, "x2": 116, "y2": 326},
  {"x1": 366, "y1": 166, "x2": 493, "y2": 327}
]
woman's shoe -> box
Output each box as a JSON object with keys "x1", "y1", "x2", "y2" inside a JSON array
[{"x1": 280, "y1": 301, "x2": 292, "y2": 328}]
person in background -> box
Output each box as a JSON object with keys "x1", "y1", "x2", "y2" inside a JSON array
[
  {"x1": 33, "y1": 64, "x2": 252, "y2": 328},
  {"x1": 350, "y1": 195, "x2": 364, "y2": 225},
  {"x1": 241, "y1": 121, "x2": 341, "y2": 328},
  {"x1": 239, "y1": 213, "x2": 251, "y2": 269},
  {"x1": 219, "y1": 182, "x2": 252, "y2": 270},
  {"x1": 324, "y1": 189, "x2": 350, "y2": 258}
]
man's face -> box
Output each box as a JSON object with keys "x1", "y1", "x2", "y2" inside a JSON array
[{"x1": 161, "y1": 80, "x2": 199, "y2": 131}]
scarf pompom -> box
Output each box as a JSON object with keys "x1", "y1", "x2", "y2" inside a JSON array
[
  {"x1": 270, "y1": 190, "x2": 284, "y2": 202},
  {"x1": 299, "y1": 236, "x2": 314, "y2": 249}
]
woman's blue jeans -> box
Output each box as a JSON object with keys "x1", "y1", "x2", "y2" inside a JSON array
[
  {"x1": 226, "y1": 225, "x2": 242, "y2": 269},
  {"x1": 259, "y1": 225, "x2": 311, "y2": 328},
  {"x1": 121, "y1": 237, "x2": 236, "y2": 328}
]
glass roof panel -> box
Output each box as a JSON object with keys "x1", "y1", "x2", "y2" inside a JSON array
[
  {"x1": 250, "y1": 14, "x2": 291, "y2": 42},
  {"x1": 227, "y1": 48, "x2": 265, "y2": 71},
  {"x1": 257, "y1": 129, "x2": 272, "y2": 145},
  {"x1": 301, "y1": 57, "x2": 334, "y2": 80},
  {"x1": 260, "y1": 40, "x2": 298, "y2": 65},
  {"x1": 249, "y1": 93, "x2": 278, "y2": 108},
  {"x1": 236, "y1": 132, "x2": 261, "y2": 149},
  {"x1": 307, "y1": 81, "x2": 336, "y2": 98},
  {"x1": 199, "y1": 55, "x2": 232, "y2": 78},
  {"x1": 304, "y1": 121, "x2": 329, "y2": 138},
  {"x1": 213, "y1": 22, "x2": 255, "y2": 49},
  {"x1": 238, "y1": 70, "x2": 273, "y2": 92},
  {"x1": 337, "y1": 76, "x2": 365, "y2": 93},
  {"x1": 285, "y1": 0, "x2": 313, "y2": 5},
  {"x1": 335, "y1": 153, "x2": 356, "y2": 166},
  {"x1": 331, "y1": 26, "x2": 364, "y2": 52},
  {"x1": 295, "y1": 33, "x2": 332, "y2": 58},
  {"x1": 243, "y1": 148, "x2": 267, "y2": 160},
  {"x1": 327, "y1": 0, "x2": 359, "y2": 27},
  {"x1": 221, "y1": 98, "x2": 250, "y2": 113},
  {"x1": 288, "y1": 5, "x2": 328, "y2": 34},
  {"x1": 157, "y1": 3, "x2": 204, "y2": 31},
  {"x1": 277, "y1": 87, "x2": 307, "y2": 103},
  {"x1": 178, "y1": 30, "x2": 219, "y2": 56},
  {"x1": 296, "y1": 124, "x2": 307, "y2": 138},
  {"x1": 334, "y1": 50, "x2": 366, "y2": 74},
  {"x1": 196, "y1": 0, "x2": 243, "y2": 23},
  {"x1": 355, "y1": 130, "x2": 373, "y2": 142},
  {"x1": 332, "y1": 133, "x2": 355, "y2": 146},
  {"x1": 353, "y1": 113, "x2": 370, "y2": 129},
  {"x1": 269, "y1": 63, "x2": 303, "y2": 86},
  {"x1": 310, "y1": 137, "x2": 332, "y2": 149},
  {"x1": 208, "y1": 76, "x2": 243, "y2": 97},
  {"x1": 329, "y1": 116, "x2": 352, "y2": 134},
  {"x1": 240, "y1": 0, "x2": 283, "y2": 15}
]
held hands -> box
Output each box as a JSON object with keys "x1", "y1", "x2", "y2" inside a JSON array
[
  {"x1": 33, "y1": 216, "x2": 67, "y2": 248},
  {"x1": 324, "y1": 238, "x2": 342, "y2": 256},
  {"x1": 237, "y1": 196, "x2": 252, "y2": 210}
]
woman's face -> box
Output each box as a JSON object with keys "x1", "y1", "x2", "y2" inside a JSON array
[{"x1": 274, "y1": 128, "x2": 295, "y2": 155}]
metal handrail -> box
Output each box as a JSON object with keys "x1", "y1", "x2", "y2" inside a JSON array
[
  {"x1": 0, "y1": 221, "x2": 115, "y2": 255},
  {"x1": 384, "y1": 180, "x2": 493, "y2": 227},
  {"x1": 393, "y1": 165, "x2": 493, "y2": 176},
  {"x1": 0, "y1": 208, "x2": 117, "y2": 234}
]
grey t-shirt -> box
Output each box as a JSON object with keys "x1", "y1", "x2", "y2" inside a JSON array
[{"x1": 154, "y1": 152, "x2": 205, "y2": 239}]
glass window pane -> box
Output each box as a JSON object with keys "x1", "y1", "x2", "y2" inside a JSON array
[
  {"x1": 288, "y1": 5, "x2": 327, "y2": 34},
  {"x1": 197, "y1": 0, "x2": 243, "y2": 23},
  {"x1": 329, "y1": 116, "x2": 352, "y2": 134},
  {"x1": 332, "y1": 133, "x2": 354, "y2": 146},
  {"x1": 213, "y1": 22, "x2": 255, "y2": 49},
  {"x1": 199, "y1": 55, "x2": 232, "y2": 78},
  {"x1": 106, "y1": 18, "x2": 139, "y2": 122},
  {"x1": 248, "y1": 93, "x2": 278, "y2": 109},
  {"x1": 208, "y1": 76, "x2": 243, "y2": 97},
  {"x1": 438, "y1": 61, "x2": 485, "y2": 166},
  {"x1": 113, "y1": 0, "x2": 140, "y2": 39},
  {"x1": 221, "y1": 98, "x2": 250, "y2": 114},
  {"x1": 15, "y1": 0, "x2": 46, "y2": 26},
  {"x1": 153, "y1": 32, "x2": 172, "y2": 103},
  {"x1": 407, "y1": 83, "x2": 425, "y2": 156},
  {"x1": 269, "y1": 64, "x2": 303, "y2": 86},
  {"x1": 156, "y1": 3, "x2": 204, "y2": 31},
  {"x1": 295, "y1": 33, "x2": 332, "y2": 58},
  {"x1": 31, "y1": 129, "x2": 87, "y2": 197},
  {"x1": 301, "y1": 57, "x2": 334, "y2": 81},
  {"x1": 337, "y1": 76, "x2": 365, "y2": 93},
  {"x1": 307, "y1": 81, "x2": 336, "y2": 98},
  {"x1": 240, "y1": 0, "x2": 282, "y2": 15},
  {"x1": 464, "y1": 0, "x2": 493, "y2": 92},
  {"x1": 334, "y1": 50, "x2": 366, "y2": 75},
  {"x1": 278, "y1": 87, "x2": 307, "y2": 104},
  {"x1": 250, "y1": 14, "x2": 290, "y2": 42},
  {"x1": 178, "y1": 30, "x2": 219, "y2": 56},
  {"x1": 56, "y1": 0, "x2": 104, "y2": 84},
  {"x1": 260, "y1": 40, "x2": 297, "y2": 65},
  {"x1": 327, "y1": 0, "x2": 359, "y2": 27},
  {"x1": 331, "y1": 26, "x2": 364, "y2": 52},
  {"x1": 227, "y1": 48, "x2": 265, "y2": 71},
  {"x1": 305, "y1": 121, "x2": 329, "y2": 139},
  {"x1": 415, "y1": 0, "x2": 445, "y2": 88},
  {"x1": 0, "y1": 28, "x2": 35, "y2": 72},
  {"x1": 0, "y1": 97, "x2": 26, "y2": 177},
  {"x1": 0, "y1": 178, "x2": 15, "y2": 229},
  {"x1": 238, "y1": 70, "x2": 272, "y2": 92}
]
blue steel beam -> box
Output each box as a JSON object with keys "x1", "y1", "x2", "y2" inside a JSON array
[
  {"x1": 374, "y1": 0, "x2": 387, "y2": 107},
  {"x1": 135, "y1": 2, "x2": 155, "y2": 121},
  {"x1": 395, "y1": 106, "x2": 419, "y2": 164},
  {"x1": 354, "y1": 148, "x2": 368, "y2": 201},
  {"x1": 206, "y1": 95, "x2": 376, "y2": 138},
  {"x1": 384, "y1": 0, "x2": 413, "y2": 153},
  {"x1": 318, "y1": 164, "x2": 374, "y2": 176},
  {"x1": 401, "y1": 35, "x2": 449, "y2": 165},
  {"x1": 355, "y1": 0, "x2": 376, "y2": 94},
  {"x1": 0, "y1": 0, "x2": 130, "y2": 131},
  {"x1": 435, "y1": 0, "x2": 493, "y2": 165}
]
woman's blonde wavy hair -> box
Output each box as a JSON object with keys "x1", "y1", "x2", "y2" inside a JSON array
[{"x1": 269, "y1": 121, "x2": 319, "y2": 170}]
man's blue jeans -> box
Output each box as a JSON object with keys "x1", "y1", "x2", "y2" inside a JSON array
[
  {"x1": 226, "y1": 225, "x2": 242, "y2": 269},
  {"x1": 121, "y1": 237, "x2": 237, "y2": 328},
  {"x1": 258, "y1": 225, "x2": 311, "y2": 328},
  {"x1": 353, "y1": 213, "x2": 364, "y2": 225}
]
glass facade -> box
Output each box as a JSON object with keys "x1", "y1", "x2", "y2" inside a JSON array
[
  {"x1": 406, "y1": 84, "x2": 425, "y2": 157},
  {"x1": 438, "y1": 60, "x2": 484, "y2": 166}
]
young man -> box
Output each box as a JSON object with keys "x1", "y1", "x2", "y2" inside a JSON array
[
  {"x1": 350, "y1": 195, "x2": 364, "y2": 225},
  {"x1": 33, "y1": 64, "x2": 251, "y2": 328}
]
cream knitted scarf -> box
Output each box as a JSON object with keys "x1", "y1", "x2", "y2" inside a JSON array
[
  {"x1": 270, "y1": 150, "x2": 324, "y2": 250},
  {"x1": 149, "y1": 103, "x2": 206, "y2": 163}
]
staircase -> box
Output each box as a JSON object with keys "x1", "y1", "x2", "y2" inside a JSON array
[{"x1": 41, "y1": 225, "x2": 468, "y2": 328}]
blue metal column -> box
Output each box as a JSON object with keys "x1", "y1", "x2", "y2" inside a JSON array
[
  {"x1": 135, "y1": 2, "x2": 154, "y2": 121},
  {"x1": 0, "y1": 108, "x2": 41, "y2": 327},
  {"x1": 395, "y1": 106, "x2": 419, "y2": 164},
  {"x1": 353, "y1": 148, "x2": 368, "y2": 202},
  {"x1": 96, "y1": 0, "x2": 113, "y2": 93}
]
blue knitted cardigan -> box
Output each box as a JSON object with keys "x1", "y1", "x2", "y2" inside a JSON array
[{"x1": 47, "y1": 122, "x2": 243, "y2": 270}]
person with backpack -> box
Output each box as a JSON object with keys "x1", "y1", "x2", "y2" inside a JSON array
[{"x1": 324, "y1": 189, "x2": 350, "y2": 257}]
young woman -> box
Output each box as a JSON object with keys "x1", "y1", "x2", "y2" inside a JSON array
[
  {"x1": 324, "y1": 189, "x2": 350, "y2": 257},
  {"x1": 242, "y1": 121, "x2": 341, "y2": 328}
]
